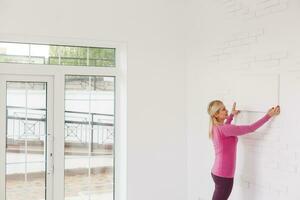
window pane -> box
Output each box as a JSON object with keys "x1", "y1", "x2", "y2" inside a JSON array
[
  {"x1": 65, "y1": 75, "x2": 114, "y2": 200},
  {"x1": 30, "y1": 44, "x2": 49, "y2": 64},
  {"x1": 0, "y1": 42, "x2": 116, "y2": 67},
  {"x1": 6, "y1": 82, "x2": 47, "y2": 200},
  {"x1": 60, "y1": 46, "x2": 88, "y2": 66},
  {"x1": 0, "y1": 42, "x2": 30, "y2": 64},
  {"x1": 48, "y1": 45, "x2": 62, "y2": 65},
  {"x1": 88, "y1": 48, "x2": 115, "y2": 67}
]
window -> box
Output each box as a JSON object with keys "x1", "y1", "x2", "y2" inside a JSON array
[
  {"x1": 0, "y1": 42, "x2": 115, "y2": 67},
  {"x1": 0, "y1": 39, "x2": 126, "y2": 200},
  {"x1": 64, "y1": 75, "x2": 115, "y2": 200},
  {"x1": 6, "y1": 81, "x2": 48, "y2": 200}
]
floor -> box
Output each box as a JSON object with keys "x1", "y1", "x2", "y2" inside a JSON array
[{"x1": 6, "y1": 170, "x2": 113, "y2": 200}]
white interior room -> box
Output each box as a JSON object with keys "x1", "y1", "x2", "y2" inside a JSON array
[{"x1": 1, "y1": 0, "x2": 300, "y2": 200}]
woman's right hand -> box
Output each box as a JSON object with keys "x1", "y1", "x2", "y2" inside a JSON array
[{"x1": 267, "y1": 105, "x2": 280, "y2": 117}]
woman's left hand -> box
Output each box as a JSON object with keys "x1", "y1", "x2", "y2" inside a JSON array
[{"x1": 231, "y1": 102, "x2": 240, "y2": 116}]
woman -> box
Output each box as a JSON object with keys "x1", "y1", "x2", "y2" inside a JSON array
[{"x1": 207, "y1": 100, "x2": 280, "y2": 200}]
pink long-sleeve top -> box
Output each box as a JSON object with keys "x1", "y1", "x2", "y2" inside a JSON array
[{"x1": 211, "y1": 113, "x2": 271, "y2": 178}]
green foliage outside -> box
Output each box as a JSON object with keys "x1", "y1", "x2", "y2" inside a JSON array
[{"x1": 49, "y1": 46, "x2": 115, "y2": 67}]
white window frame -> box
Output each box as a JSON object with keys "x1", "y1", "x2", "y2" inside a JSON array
[{"x1": 0, "y1": 36, "x2": 127, "y2": 200}]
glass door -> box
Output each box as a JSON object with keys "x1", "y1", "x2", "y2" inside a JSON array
[
  {"x1": 64, "y1": 75, "x2": 115, "y2": 200},
  {"x1": 0, "y1": 75, "x2": 53, "y2": 200}
]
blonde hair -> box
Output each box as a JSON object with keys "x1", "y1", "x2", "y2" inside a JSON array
[{"x1": 207, "y1": 100, "x2": 224, "y2": 139}]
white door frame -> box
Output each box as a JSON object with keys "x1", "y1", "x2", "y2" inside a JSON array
[
  {"x1": 0, "y1": 74, "x2": 54, "y2": 200},
  {"x1": 0, "y1": 57, "x2": 127, "y2": 200},
  {"x1": 0, "y1": 36, "x2": 127, "y2": 200}
]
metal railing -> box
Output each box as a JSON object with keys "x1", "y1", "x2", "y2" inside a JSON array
[{"x1": 6, "y1": 106, "x2": 114, "y2": 145}]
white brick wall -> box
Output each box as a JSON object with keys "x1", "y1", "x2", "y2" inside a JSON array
[
  {"x1": 215, "y1": 0, "x2": 289, "y2": 20},
  {"x1": 209, "y1": 29, "x2": 264, "y2": 63},
  {"x1": 187, "y1": 0, "x2": 300, "y2": 199}
]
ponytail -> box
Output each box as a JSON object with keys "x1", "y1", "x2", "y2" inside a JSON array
[{"x1": 208, "y1": 116, "x2": 213, "y2": 139}]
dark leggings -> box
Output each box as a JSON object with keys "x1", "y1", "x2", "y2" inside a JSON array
[{"x1": 211, "y1": 173, "x2": 234, "y2": 200}]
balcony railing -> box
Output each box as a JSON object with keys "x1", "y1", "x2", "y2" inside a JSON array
[{"x1": 6, "y1": 106, "x2": 114, "y2": 145}]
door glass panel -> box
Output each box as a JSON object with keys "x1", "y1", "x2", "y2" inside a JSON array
[
  {"x1": 6, "y1": 82, "x2": 47, "y2": 200},
  {"x1": 65, "y1": 75, "x2": 114, "y2": 200}
]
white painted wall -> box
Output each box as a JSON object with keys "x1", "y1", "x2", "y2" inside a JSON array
[
  {"x1": 4, "y1": 0, "x2": 300, "y2": 199},
  {"x1": 0, "y1": 1, "x2": 187, "y2": 200},
  {"x1": 187, "y1": 0, "x2": 300, "y2": 200}
]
